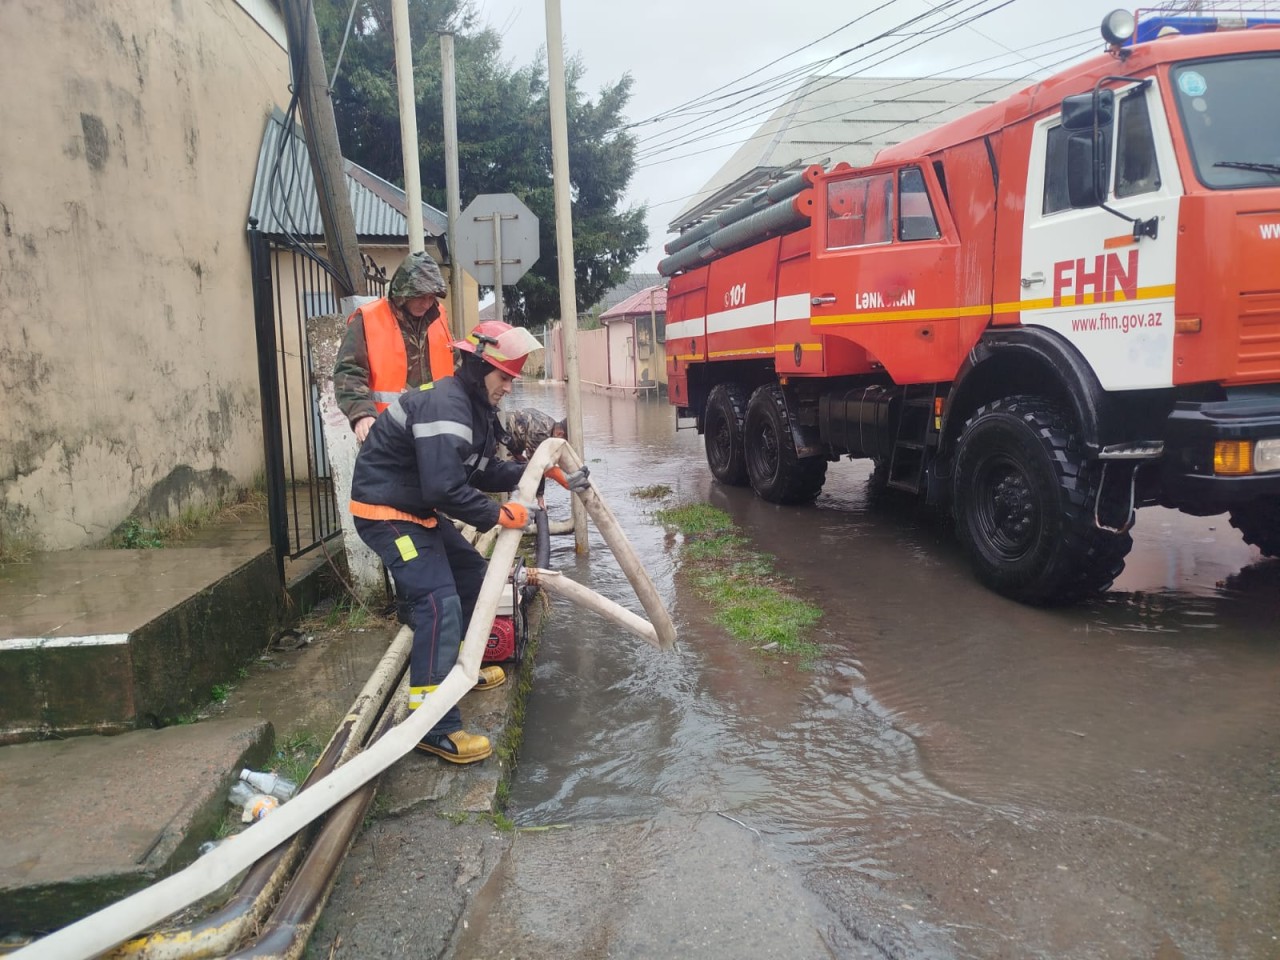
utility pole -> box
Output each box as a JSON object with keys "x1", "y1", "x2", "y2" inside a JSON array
[
  {"x1": 391, "y1": 0, "x2": 425, "y2": 256},
  {"x1": 282, "y1": 0, "x2": 365, "y2": 298},
  {"x1": 440, "y1": 32, "x2": 463, "y2": 337},
  {"x1": 545, "y1": 0, "x2": 588, "y2": 552}
]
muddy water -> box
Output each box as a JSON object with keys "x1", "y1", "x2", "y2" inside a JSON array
[{"x1": 453, "y1": 382, "x2": 1280, "y2": 960}]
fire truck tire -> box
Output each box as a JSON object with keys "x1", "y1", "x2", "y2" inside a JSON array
[
  {"x1": 704, "y1": 383, "x2": 750, "y2": 486},
  {"x1": 1228, "y1": 496, "x2": 1280, "y2": 558},
  {"x1": 952, "y1": 395, "x2": 1132, "y2": 605},
  {"x1": 744, "y1": 384, "x2": 827, "y2": 504}
]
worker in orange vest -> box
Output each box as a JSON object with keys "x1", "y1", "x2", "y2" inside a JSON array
[{"x1": 333, "y1": 251, "x2": 456, "y2": 443}]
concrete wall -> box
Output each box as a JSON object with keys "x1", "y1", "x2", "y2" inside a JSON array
[{"x1": 0, "y1": 0, "x2": 291, "y2": 550}]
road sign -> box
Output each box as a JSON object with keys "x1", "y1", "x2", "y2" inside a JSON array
[{"x1": 456, "y1": 193, "x2": 540, "y2": 287}]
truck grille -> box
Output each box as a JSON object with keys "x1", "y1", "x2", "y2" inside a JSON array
[{"x1": 1237, "y1": 293, "x2": 1280, "y2": 380}]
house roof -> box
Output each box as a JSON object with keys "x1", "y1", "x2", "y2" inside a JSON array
[
  {"x1": 668, "y1": 75, "x2": 1027, "y2": 234},
  {"x1": 248, "y1": 107, "x2": 448, "y2": 245},
  {"x1": 600, "y1": 284, "x2": 666, "y2": 321},
  {"x1": 591, "y1": 273, "x2": 663, "y2": 314}
]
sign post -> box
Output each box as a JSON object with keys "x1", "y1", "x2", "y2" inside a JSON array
[{"x1": 457, "y1": 193, "x2": 539, "y2": 324}]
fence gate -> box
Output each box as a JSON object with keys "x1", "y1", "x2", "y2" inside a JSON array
[{"x1": 249, "y1": 227, "x2": 386, "y2": 580}]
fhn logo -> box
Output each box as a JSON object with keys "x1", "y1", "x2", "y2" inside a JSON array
[{"x1": 1052, "y1": 249, "x2": 1138, "y2": 307}]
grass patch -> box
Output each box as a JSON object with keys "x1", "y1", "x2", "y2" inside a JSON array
[
  {"x1": 271, "y1": 730, "x2": 324, "y2": 787},
  {"x1": 106, "y1": 489, "x2": 267, "y2": 550},
  {"x1": 631, "y1": 484, "x2": 672, "y2": 500},
  {"x1": 298, "y1": 595, "x2": 385, "y2": 632},
  {"x1": 0, "y1": 534, "x2": 37, "y2": 565},
  {"x1": 210, "y1": 683, "x2": 230, "y2": 704},
  {"x1": 656, "y1": 502, "x2": 822, "y2": 667}
]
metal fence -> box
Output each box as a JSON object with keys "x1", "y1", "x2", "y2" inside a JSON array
[{"x1": 250, "y1": 229, "x2": 387, "y2": 579}]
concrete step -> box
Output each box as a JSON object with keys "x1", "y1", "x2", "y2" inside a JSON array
[{"x1": 0, "y1": 534, "x2": 287, "y2": 744}]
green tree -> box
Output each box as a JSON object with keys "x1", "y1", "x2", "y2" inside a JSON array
[{"x1": 315, "y1": 0, "x2": 647, "y2": 326}]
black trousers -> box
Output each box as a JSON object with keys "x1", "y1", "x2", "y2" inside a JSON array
[{"x1": 355, "y1": 517, "x2": 488, "y2": 735}]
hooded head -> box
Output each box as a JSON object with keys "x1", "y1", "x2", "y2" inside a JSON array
[{"x1": 388, "y1": 252, "x2": 447, "y2": 323}]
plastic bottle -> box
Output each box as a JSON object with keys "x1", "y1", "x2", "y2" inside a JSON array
[
  {"x1": 241, "y1": 794, "x2": 279, "y2": 823},
  {"x1": 228, "y1": 780, "x2": 258, "y2": 807},
  {"x1": 239, "y1": 768, "x2": 298, "y2": 801}
]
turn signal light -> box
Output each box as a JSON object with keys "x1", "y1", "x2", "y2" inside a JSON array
[
  {"x1": 1174, "y1": 317, "x2": 1201, "y2": 334},
  {"x1": 1214, "y1": 441, "x2": 1252, "y2": 475}
]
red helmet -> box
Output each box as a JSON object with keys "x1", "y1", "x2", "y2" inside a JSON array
[{"x1": 451, "y1": 321, "x2": 543, "y2": 378}]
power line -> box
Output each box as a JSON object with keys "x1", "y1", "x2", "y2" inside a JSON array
[{"x1": 636, "y1": 0, "x2": 1030, "y2": 166}]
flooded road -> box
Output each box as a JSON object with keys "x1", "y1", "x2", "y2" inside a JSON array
[{"x1": 455, "y1": 382, "x2": 1280, "y2": 960}]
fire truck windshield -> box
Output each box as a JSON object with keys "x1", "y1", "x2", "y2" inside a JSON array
[{"x1": 1171, "y1": 53, "x2": 1280, "y2": 189}]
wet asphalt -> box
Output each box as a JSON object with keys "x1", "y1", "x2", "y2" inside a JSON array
[{"x1": 326, "y1": 381, "x2": 1280, "y2": 960}]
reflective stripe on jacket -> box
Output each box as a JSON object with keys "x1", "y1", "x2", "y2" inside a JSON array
[
  {"x1": 349, "y1": 378, "x2": 525, "y2": 532},
  {"x1": 355, "y1": 298, "x2": 454, "y2": 412}
]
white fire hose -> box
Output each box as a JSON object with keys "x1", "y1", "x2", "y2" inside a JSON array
[{"x1": 14, "y1": 439, "x2": 675, "y2": 960}]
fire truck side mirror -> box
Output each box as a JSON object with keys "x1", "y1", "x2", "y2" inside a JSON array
[
  {"x1": 1061, "y1": 90, "x2": 1113, "y2": 132},
  {"x1": 1062, "y1": 89, "x2": 1115, "y2": 208}
]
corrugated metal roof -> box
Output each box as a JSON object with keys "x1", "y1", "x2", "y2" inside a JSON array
[
  {"x1": 248, "y1": 107, "x2": 447, "y2": 242},
  {"x1": 600, "y1": 283, "x2": 666, "y2": 321},
  {"x1": 669, "y1": 75, "x2": 1028, "y2": 233},
  {"x1": 592, "y1": 273, "x2": 663, "y2": 313}
]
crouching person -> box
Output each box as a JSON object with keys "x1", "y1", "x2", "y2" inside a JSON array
[{"x1": 348, "y1": 321, "x2": 544, "y2": 763}]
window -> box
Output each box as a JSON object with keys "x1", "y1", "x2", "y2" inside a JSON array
[
  {"x1": 1172, "y1": 54, "x2": 1280, "y2": 190},
  {"x1": 898, "y1": 167, "x2": 941, "y2": 241},
  {"x1": 825, "y1": 172, "x2": 895, "y2": 249},
  {"x1": 1115, "y1": 90, "x2": 1160, "y2": 198}
]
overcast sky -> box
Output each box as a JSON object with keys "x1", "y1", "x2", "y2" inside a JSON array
[{"x1": 472, "y1": 0, "x2": 1142, "y2": 272}]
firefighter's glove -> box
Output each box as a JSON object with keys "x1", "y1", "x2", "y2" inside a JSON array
[
  {"x1": 496, "y1": 501, "x2": 530, "y2": 530},
  {"x1": 564, "y1": 466, "x2": 591, "y2": 493}
]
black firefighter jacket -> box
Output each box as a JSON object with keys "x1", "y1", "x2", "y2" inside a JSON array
[{"x1": 350, "y1": 378, "x2": 525, "y2": 532}]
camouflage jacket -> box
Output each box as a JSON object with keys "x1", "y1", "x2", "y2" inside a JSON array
[
  {"x1": 333, "y1": 300, "x2": 439, "y2": 426},
  {"x1": 497, "y1": 407, "x2": 561, "y2": 461}
]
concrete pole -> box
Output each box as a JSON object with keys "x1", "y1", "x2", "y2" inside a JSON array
[
  {"x1": 544, "y1": 0, "x2": 588, "y2": 552},
  {"x1": 440, "y1": 32, "x2": 463, "y2": 338},
  {"x1": 391, "y1": 0, "x2": 424, "y2": 254},
  {"x1": 492, "y1": 214, "x2": 504, "y2": 323}
]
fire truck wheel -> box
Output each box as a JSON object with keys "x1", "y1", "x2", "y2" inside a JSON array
[
  {"x1": 1228, "y1": 496, "x2": 1280, "y2": 558},
  {"x1": 952, "y1": 395, "x2": 1132, "y2": 605},
  {"x1": 704, "y1": 383, "x2": 750, "y2": 486},
  {"x1": 743, "y1": 384, "x2": 827, "y2": 504}
]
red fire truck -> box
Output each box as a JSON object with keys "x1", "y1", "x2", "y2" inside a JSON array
[{"x1": 663, "y1": 10, "x2": 1280, "y2": 604}]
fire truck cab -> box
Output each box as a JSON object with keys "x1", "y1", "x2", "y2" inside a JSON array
[{"x1": 665, "y1": 10, "x2": 1280, "y2": 604}]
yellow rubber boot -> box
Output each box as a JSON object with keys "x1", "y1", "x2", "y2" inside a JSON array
[
  {"x1": 416, "y1": 730, "x2": 492, "y2": 764},
  {"x1": 474, "y1": 664, "x2": 506, "y2": 691}
]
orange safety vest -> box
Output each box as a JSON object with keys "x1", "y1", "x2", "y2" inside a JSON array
[{"x1": 352, "y1": 298, "x2": 454, "y2": 413}]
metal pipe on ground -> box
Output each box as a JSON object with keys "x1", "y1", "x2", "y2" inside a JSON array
[
  {"x1": 13, "y1": 441, "x2": 674, "y2": 960},
  {"x1": 223, "y1": 690, "x2": 408, "y2": 960},
  {"x1": 102, "y1": 627, "x2": 413, "y2": 960}
]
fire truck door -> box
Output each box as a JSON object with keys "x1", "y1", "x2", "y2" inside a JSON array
[
  {"x1": 1019, "y1": 79, "x2": 1182, "y2": 391},
  {"x1": 809, "y1": 165, "x2": 962, "y2": 382}
]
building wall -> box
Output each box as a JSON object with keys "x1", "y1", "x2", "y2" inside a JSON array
[
  {"x1": 0, "y1": 0, "x2": 292, "y2": 550},
  {"x1": 606, "y1": 321, "x2": 637, "y2": 389}
]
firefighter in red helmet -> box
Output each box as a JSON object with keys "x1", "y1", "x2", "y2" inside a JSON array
[{"x1": 348, "y1": 321, "x2": 581, "y2": 763}]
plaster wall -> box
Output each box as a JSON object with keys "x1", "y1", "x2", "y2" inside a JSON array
[{"x1": 0, "y1": 0, "x2": 290, "y2": 549}]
